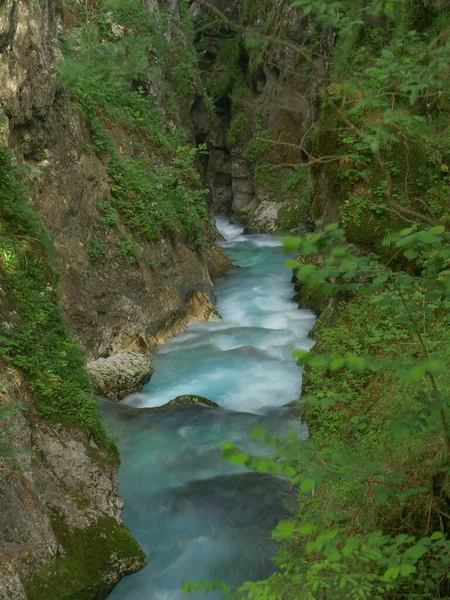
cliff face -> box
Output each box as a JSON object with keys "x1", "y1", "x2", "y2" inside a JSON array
[
  {"x1": 0, "y1": 361, "x2": 146, "y2": 600},
  {"x1": 0, "y1": 0, "x2": 230, "y2": 597},
  {"x1": 192, "y1": 0, "x2": 333, "y2": 233},
  {"x1": 0, "y1": 0, "x2": 230, "y2": 360}
]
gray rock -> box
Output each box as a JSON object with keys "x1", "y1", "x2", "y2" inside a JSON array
[
  {"x1": 0, "y1": 0, "x2": 18, "y2": 53},
  {"x1": 245, "y1": 200, "x2": 281, "y2": 234},
  {"x1": 88, "y1": 351, "x2": 155, "y2": 401},
  {"x1": 0, "y1": 362, "x2": 146, "y2": 600}
]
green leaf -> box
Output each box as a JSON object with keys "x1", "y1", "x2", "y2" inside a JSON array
[
  {"x1": 391, "y1": 421, "x2": 411, "y2": 438},
  {"x1": 292, "y1": 349, "x2": 310, "y2": 365},
  {"x1": 404, "y1": 248, "x2": 417, "y2": 260},
  {"x1": 346, "y1": 355, "x2": 368, "y2": 372},
  {"x1": 329, "y1": 356, "x2": 345, "y2": 371},
  {"x1": 430, "y1": 532, "x2": 444, "y2": 541},
  {"x1": 370, "y1": 139, "x2": 379, "y2": 154},
  {"x1": 309, "y1": 355, "x2": 328, "y2": 367},
  {"x1": 410, "y1": 364, "x2": 427, "y2": 381},
  {"x1": 283, "y1": 237, "x2": 302, "y2": 252},
  {"x1": 298, "y1": 523, "x2": 315, "y2": 536},
  {"x1": 277, "y1": 520, "x2": 296, "y2": 536},
  {"x1": 405, "y1": 544, "x2": 427, "y2": 561},
  {"x1": 384, "y1": 566, "x2": 400, "y2": 581},
  {"x1": 400, "y1": 564, "x2": 416, "y2": 576},
  {"x1": 286, "y1": 259, "x2": 300, "y2": 269},
  {"x1": 284, "y1": 465, "x2": 296, "y2": 477},
  {"x1": 373, "y1": 274, "x2": 388, "y2": 285},
  {"x1": 251, "y1": 427, "x2": 264, "y2": 439},
  {"x1": 300, "y1": 478, "x2": 316, "y2": 493},
  {"x1": 340, "y1": 259, "x2": 358, "y2": 271},
  {"x1": 230, "y1": 452, "x2": 249, "y2": 465}
]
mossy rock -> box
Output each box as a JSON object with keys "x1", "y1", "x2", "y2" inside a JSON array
[
  {"x1": 26, "y1": 516, "x2": 146, "y2": 600},
  {"x1": 165, "y1": 395, "x2": 220, "y2": 408},
  {"x1": 293, "y1": 251, "x2": 333, "y2": 315}
]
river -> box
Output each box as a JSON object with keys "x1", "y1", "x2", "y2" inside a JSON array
[{"x1": 102, "y1": 218, "x2": 315, "y2": 600}]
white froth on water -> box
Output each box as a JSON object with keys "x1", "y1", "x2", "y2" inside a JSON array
[{"x1": 123, "y1": 217, "x2": 315, "y2": 414}]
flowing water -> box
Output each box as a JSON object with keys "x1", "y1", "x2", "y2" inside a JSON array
[{"x1": 103, "y1": 218, "x2": 315, "y2": 600}]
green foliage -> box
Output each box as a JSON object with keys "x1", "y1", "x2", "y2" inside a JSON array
[
  {"x1": 297, "y1": 0, "x2": 450, "y2": 243},
  {"x1": 245, "y1": 131, "x2": 273, "y2": 165},
  {"x1": 171, "y1": 62, "x2": 199, "y2": 99},
  {"x1": 88, "y1": 239, "x2": 106, "y2": 262},
  {"x1": 185, "y1": 1, "x2": 450, "y2": 597},
  {"x1": 107, "y1": 147, "x2": 207, "y2": 246},
  {"x1": 213, "y1": 223, "x2": 450, "y2": 600},
  {"x1": 0, "y1": 142, "x2": 116, "y2": 461},
  {"x1": 0, "y1": 395, "x2": 25, "y2": 467},
  {"x1": 226, "y1": 109, "x2": 248, "y2": 147},
  {"x1": 58, "y1": 0, "x2": 208, "y2": 246},
  {"x1": 97, "y1": 200, "x2": 118, "y2": 228},
  {"x1": 120, "y1": 236, "x2": 140, "y2": 265},
  {"x1": 207, "y1": 38, "x2": 243, "y2": 99}
]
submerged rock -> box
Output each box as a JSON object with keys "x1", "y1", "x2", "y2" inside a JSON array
[
  {"x1": 165, "y1": 395, "x2": 219, "y2": 408},
  {"x1": 88, "y1": 351, "x2": 155, "y2": 401}
]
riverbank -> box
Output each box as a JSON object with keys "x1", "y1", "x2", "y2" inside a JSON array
[{"x1": 102, "y1": 218, "x2": 315, "y2": 599}]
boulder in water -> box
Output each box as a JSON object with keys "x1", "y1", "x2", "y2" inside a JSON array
[
  {"x1": 244, "y1": 200, "x2": 281, "y2": 234},
  {"x1": 88, "y1": 351, "x2": 155, "y2": 401},
  {"x1": 165, "y1": 395, "x2": 219, "y2": 408}
]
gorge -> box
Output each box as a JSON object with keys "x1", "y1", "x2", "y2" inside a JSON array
[
  {"x1": 103, "y1": 218, "x2": 314, "y2": 599},
  {"x1": 1, "y1": 0, "x2": 450, "y2": 599}
]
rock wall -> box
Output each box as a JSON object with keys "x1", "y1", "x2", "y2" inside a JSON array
[
  {"x1": 0, "y1": 360, "x2": 146, "y2": 600},
  {"x1": 0, "y1": 0, "x2": 230, "y2": 360},
  {"x1": 192, "y1": 0, "x2": 332, "y2": 233},
  {"x1": 0, "y1": 0, "x2": 230, "y2": 597}
]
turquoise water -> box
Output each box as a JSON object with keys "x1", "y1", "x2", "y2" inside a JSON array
[{"x1": 103, "y1": 219, "x2": 315, "y2": 600}]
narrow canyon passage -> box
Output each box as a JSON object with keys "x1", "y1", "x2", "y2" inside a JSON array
[{"x1": 102, "y1": 219, "x2": 315, "y2": 599}]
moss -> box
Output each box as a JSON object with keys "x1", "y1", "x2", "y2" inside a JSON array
[
  {"x1": 26, "y1": 516, "x2": 146, "y2": 600},
  {"x1": 276, "y1": 192, "x2": 312, "y2": 233},
  {"x1": 276, "y1": 204, "x2": 301, "y2": 234},
  {"x1": 294, "y1": 280, "x2": 332, "y2": 315},
  {"x1": 206, "y1": 37, "x2": 243, "y2": 99},
  {"x1": 226, "y1": 109, "x2": 249, "y2": 147}
]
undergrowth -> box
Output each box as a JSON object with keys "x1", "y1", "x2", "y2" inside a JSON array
[
  {"x1": 0, "y1": 140, "x2": 117, "y2": 462},
  {"x1": 59, "y1": 0, "x2": 208, "y2": 248}
]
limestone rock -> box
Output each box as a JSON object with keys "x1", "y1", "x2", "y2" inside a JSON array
[
  {"x1": 88, "y1": 351, "x2": 155, "y2": 401},
  {"x1": 0, "y1": 361, "x2": 146, "y2": 600},
  {"x1": 231, "y1": 157, "x2": 257, "y2": 216},
  {"x1": 245, "y1": 200, "x2": 281, "y2": 234},
  {"x1": 0, "y1": 0, "x2": 18, "y2": 52},
  {"x1": 0, "y1": 0, "x2": 227, "y2": 363}
]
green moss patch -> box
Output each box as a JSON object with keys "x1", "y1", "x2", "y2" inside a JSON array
[{"x1": 27, "y1": 516, "x2": 146, "y2": 600}]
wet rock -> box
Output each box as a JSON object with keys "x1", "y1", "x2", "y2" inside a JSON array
[
  {"x1": 165, "y1": 395, "x2": 219, "y2": 408},
  {"x1": 87, "y1": 351, "x2": 155, "y2": 401}
]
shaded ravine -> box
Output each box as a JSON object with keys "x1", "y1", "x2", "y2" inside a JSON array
[{"x1": 102, "y1": 219, "x2": 315, "y2": 600}]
